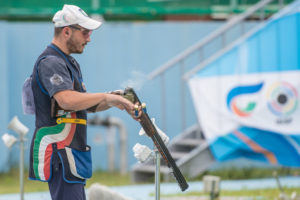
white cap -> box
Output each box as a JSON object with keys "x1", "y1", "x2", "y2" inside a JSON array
[{"x1": 52, "y1": 5, "x2": 102, "y2": 30}]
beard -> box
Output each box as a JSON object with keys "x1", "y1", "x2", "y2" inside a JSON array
[{"x1": 66, "y1": 35, "x2": 86, "y2": 54}]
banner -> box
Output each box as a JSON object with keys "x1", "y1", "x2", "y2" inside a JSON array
[
  {"x1": 189, "y1": 71, "x2": 300, "y2": 139},
  {"x1": 188, "y1": 6, "x2": 300, "y2": 166}
]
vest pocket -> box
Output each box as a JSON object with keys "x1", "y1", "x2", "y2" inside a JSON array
[{"x1": 65, "y1": 146, "x2": 92, "y2": 179}]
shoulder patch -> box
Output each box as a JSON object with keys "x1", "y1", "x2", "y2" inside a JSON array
[{"x1": 50, "y1": 74, "x2": 64, "y2": 86}]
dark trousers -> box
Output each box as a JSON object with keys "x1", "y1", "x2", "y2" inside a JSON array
[{"x1": 48, "y1": 163, "x2": 86, "y2": 200}]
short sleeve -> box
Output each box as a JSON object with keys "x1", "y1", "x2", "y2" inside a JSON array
[{"x1": 38, "y1": 56, "x2": 73, "y2": 97}]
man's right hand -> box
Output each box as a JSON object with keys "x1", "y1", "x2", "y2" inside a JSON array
[{"x1": 106, "y1": 93, "x2": 142, "y2": 121}]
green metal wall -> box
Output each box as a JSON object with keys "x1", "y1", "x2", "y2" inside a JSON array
[{"x1": 0, "y1": 0, "x2": 294, "y2": 20}]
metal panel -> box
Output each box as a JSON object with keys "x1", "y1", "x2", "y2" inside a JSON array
[{"x1": 0, "y1": 0, "x2": 293, "y2": 19}]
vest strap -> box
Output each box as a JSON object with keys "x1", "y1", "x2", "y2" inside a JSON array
[{"x1": 56, "y1": 118, "x2": 87, "y2": 125}]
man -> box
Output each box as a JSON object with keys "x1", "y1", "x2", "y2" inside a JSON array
[{"x1": 28, "y1": 4, "x2": 140, "y2": 200}]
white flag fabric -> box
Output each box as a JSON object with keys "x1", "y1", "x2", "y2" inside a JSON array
[{"x1": 189, "y1": 71, "x2": 300, "y2": 140}]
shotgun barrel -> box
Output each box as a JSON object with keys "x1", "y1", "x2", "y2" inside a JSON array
[{"x1": 123, "y1": 87, "x2": 189, "y2": 192}]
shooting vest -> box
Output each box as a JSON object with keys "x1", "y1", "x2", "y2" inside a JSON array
[{"x1": 29, "y1": 44, "x2": 91, "y2": 183}]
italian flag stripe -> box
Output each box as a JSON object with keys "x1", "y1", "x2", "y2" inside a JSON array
[{"x1": 33, "y1": 113, "x2": 77, "y2": 180}]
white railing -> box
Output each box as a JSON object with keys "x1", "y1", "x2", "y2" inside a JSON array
[{"x1": 147, "y1": 0, "x2": 286, "y2": 132}]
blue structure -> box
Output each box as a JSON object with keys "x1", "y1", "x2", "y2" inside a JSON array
[
  {"x1": 188, "y1": 2, "x2": 300, "y2": 167},
  {"x1": 0, "y1": 21, "x2": 227, "y2": 172}
]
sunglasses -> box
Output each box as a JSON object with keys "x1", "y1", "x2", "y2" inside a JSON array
[{"x1": 69, "y1": 25, "x2": 92, "y2": 37}]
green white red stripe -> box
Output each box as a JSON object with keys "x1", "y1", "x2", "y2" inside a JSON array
[{"x1": 33, "y1": 113, "x2": 76, "y2": 181}]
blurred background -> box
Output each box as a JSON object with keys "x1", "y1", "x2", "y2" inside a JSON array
[{"x1": 1, "y1": 0, "x2": 300, "y2": 199}]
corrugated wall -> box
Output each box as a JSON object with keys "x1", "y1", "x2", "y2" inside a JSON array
[{"x1": 0, "y1": 21, "x2": 260, "y2": 172}]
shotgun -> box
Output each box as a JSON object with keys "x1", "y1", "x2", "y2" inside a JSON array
[{"x1": 122, "y1": 87, "x2": 189, "y2": 192}]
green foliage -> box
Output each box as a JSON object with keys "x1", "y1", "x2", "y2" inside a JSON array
[
  {"x1": 162, "y1": 187, "x2": 300, "y2": 199},
  {"x1": 0, "y1": 169, "x2": 132, "y2": 194},
  {"x1": 193, "y1": 167, "x2": 300, "y2": 180},
  {"x1": 1, "y1": 167, "x2": 300, "y2": 196},
  {"x1": 86, "y1": 170, "x2": 132, "y2": 187},
  {"x1": 0, "y1": 168, "x2": 49, "y2": 194}
]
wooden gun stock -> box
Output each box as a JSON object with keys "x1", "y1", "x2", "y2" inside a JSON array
[{"x1": 123, "y1": 88, "x2": 189, "y2": 192}]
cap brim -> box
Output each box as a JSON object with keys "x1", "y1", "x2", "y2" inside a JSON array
[{"x1": 78, "y1": 18, "x2": 102, "y2": 30}]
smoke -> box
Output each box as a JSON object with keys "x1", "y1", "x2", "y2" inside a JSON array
[{"x1": 121, "y1": 71, "x2": 148, "y2": 91}]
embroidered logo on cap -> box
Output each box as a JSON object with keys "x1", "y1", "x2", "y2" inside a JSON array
[{"x1": 78, "y1": 8, "x2": 88, "y2": 17}]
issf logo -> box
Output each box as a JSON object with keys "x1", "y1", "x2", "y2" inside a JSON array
[
  {"x1": 227, "y1": 82, "x2": 264, "y2": 117},
  {"x1": 266, "y1": 81, "x2": 298, "y2": 117}
]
